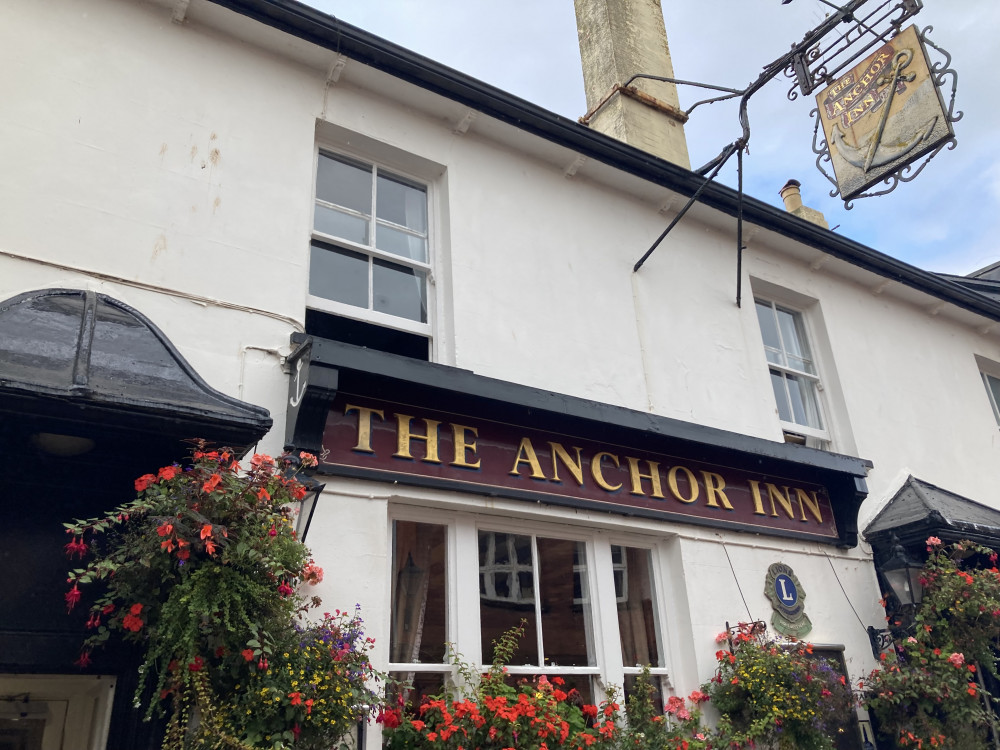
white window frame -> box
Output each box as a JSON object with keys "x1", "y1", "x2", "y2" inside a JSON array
[
  {"x1": 754, "y1": 298, "x2": 830, "y2": 444},
  {"x1": 384, "y1": 506, "x2": 675, "y2": 714},
  {"x1": 309, "y1": 148, "x2": 434, "y2": 340}
]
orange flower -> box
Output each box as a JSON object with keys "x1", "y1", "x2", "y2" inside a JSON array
[
  {"x1": 157, "y1": 465, "x2": 180, "y2": 481},
  {"x1": 134, "y1": 474, "x2": 156, "y2": 492},
  {"x1": 202, "y1": 474, "x2": 222, "y2": 493},
  {"x1": 200, "y1": 524, "x2": 213, "y2": 540}
]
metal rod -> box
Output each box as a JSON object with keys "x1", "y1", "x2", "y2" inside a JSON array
[
  {"x1": 736, "y1": 146, "x2": 744, "y2": 308},
  {"x1": 633, "y1": 142, "x2": 738, "y2": 272}
]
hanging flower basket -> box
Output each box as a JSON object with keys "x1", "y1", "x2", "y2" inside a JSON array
[{"x1": 64, "y1": 443, "x2": 385, "y2": 750}]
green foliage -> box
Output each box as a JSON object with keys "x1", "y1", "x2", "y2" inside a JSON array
[
  {"x1": 64, "y1": 444, "x2": 382, "y2": 750},
  {"x1": 861, "y1": 539, "x2": 1000, "y2": 749}
]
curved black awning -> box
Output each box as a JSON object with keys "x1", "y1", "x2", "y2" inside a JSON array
[
  {"x1": 864, "y1": 475, "x2": 1000, "y2": 552},
  {"x1": 0, "y1": 288, "x2": 272, "y2": 452}
]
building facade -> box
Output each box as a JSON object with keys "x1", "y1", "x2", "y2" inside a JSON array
[{"x1": 3, "y1": 1, "x2": 1000, "y2": 748}]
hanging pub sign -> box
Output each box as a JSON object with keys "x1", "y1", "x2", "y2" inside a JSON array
[
  {"x1": 813, "y1": 24, "x2": 958, "y2": 203},
  {"x1": 317, "y1": 393, "x2": 842, "y2": 542}
]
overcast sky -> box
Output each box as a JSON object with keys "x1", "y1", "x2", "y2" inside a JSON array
[{"x1": 306, "y1": 0, "x2": 997, "y2": 275}]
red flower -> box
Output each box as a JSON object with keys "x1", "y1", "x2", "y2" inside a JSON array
[
  {"x1": 204, "y1": 539, "x2": 218, "y2": 556},
  {"x1": 202, "y1": 474, "x2": 222, "y2": 493},
  {"x1": 157, "y1": 465, "x2": 180, "y2": 481},
  {"x1": 130, "y1": 603, "x2": 143, "y2": 615},
  {"x1": 64, "y1": 536, "x2": 87, "y2": 559},
  {"x1": 74, "y1": 651, "x2": 92, "y2": 668},
  {"x1": 256, "y1": 488, "x2": 270, "y2": 501},
  {"x1": 122, "y1": 611, "x2": 144, "y2": 632},
  {"x1": 377, "y1": 708, "x2": 401, "y2": 728},
  {"x1": 188, "y1": 656, "x2": 204, "y2": 672},
  {"x1": 242, "y1": 649, "x2": 255, "y2": 662},
  {"x1": 65, "y1": 584, "x2": 81, "y2": 612},
  {"x1": 157, "y1": 523, "x2": 174, "y2": 537},
  {"x1": 277, "y1": 582, "x2": 294, "y2": 597},
  {"x1": 289, "y1": 692, "x2": 302, "y2": 706},
  {"x1": 134, "y1": 474, "x2": 156, "y2": 492},
  {"x1": 200, "y1": 524, "x2": 213, "y2": 540},
  {"x1": 257, "y1": 657, "x2": 268, "y2": 670},
  {"x1": 581, "y1": 705, "x2": 598, "y2": 720}
]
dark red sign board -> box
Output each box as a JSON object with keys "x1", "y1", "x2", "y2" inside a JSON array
[{"x1": 319, "y1": 394, "x2": 840, "y2": 540}]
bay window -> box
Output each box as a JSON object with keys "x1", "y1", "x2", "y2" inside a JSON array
[{"x1": 388, "y1": 514, "x2": 670, "y2": 710}]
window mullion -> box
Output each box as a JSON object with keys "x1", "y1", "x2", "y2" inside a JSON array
[{"x1": 531, "y1": 535, "x2": 544, "y2": 667}]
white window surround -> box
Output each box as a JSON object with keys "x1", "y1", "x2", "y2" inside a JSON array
[
  {"x1": 385, "y1": 507, "x2": 673, "y2": 700},
  {"x1": 309, "y1": 148, "x2": 434, "y2": 339},
  {"x1": 754, "y1": 297, "x2": 831, "y2": 445}
]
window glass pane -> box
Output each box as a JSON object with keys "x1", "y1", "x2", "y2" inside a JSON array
[
  {"x1": 377, "y1": 172, "x2": 427, "y2": 233},
  {"x1": 314, "y1": 204, "x2": 368, "y2": 245},
  {"x1": 618, "y1": 547, "x2": 662, "y2": 668},
  {"x1": 309, "y1": 243, "x2": 368, "y2": 309},
  {"x1": 769, "y1": 369, "x2": 793, "y2": 423},
  {"x1": 755, "y1": 301, "x2": 784, "y2": 366},
  {"x1": 786, "y1": 372, "x2": 823, "y2": 429},
  {"x1": 388, "y1": 671, "x2": 448, "y2": 712},
  {"x1": 391, "y1": 521, "x2": 447, "y2": 664},
  {"x1": 373, "y1": 259, "x2": 427, "y2": 322},
  {"x1": 316, "y1": 152, "x2": 371, "y2": 215},
  {"x1": 777, "y1": 306, "x2": 815, "y2": 374},
  {"x1": 985, "y1": 373, "x2": 1000, "y2": 425},
  {"x1": 623, "y1": 673, "x2": 665, "y2": 715},
  {"x1": 376, "y1": 224, "x2": 428, "y2": 262},
  {"x1": 538, "y1": 538, "x2": 594, "y2": 667},
  {"x1": 479, "y1": 531, "x2": 538, "y2": 666}
]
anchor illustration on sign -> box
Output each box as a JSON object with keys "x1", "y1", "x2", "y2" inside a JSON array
[{"x1": 830, "y1": 47, "x2": 938, "y2": 173}]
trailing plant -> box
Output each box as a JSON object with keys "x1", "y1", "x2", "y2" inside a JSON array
[
  {"x1": 622, "y1": 666, "x2": 712, "y2": 750},
  {"x1": 64, "y1": 444, "x2": 384, "y2": 750},
  {"x1": 704, "y1": 622, "x2": 853, "y2": 750},
  {"x1": 860, "y1": 538, "x2": 1000, "y2": 749}
]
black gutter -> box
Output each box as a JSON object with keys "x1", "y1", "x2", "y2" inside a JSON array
[{"x1": 208, "y1": 0, "x2": 1000, "y2": 325}]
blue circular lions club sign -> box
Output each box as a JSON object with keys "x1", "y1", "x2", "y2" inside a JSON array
[{"x1": 765, "y1": 563, "x2": 811, "y2": 637}]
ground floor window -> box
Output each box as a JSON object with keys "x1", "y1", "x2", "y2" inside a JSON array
[{"x1": 387, "y1": 512, "x2": 671, "y2": 709}]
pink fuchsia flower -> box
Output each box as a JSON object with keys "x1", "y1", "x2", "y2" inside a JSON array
[
  {"x1": 948, "y1": 652, "x2": 965, "y2": 667},
  {"x1": 277, "y1": 582, "x2": 294, "y2": 597},
  {"x1": 64, "y1": 536, "x2": 87, "y2": 559}
]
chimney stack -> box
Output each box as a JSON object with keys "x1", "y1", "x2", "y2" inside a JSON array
[
  {"x1": 779, "y1": 180, "x2": 829, "y2": 229},
  {"x1": 575, "y1": 0, "x2": 691, "y2": 169}
]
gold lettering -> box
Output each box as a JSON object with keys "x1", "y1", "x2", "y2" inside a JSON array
[
  {"x1": 767, "y1": 484, "x2": 796, "y2": 519},
  {"x1": 450, "y1": 424, "x2": 481, "y2": 469},
  {"x1": 747, "y1": 480, "x2": 767, "y2": 516},
  {"x1": 549, "y1": 442, "x2": 584, "y2": 486},
  {"x1": 510, "y1": 437, "x2": 546, "y2": 479},
  {"x1": 831, "y1": 100, "x2": 844, "y2": 115},
  {"x1": 667, "y1": 465, "x2": 699, "y2": 504},
  {"x1": 590, "y1": 451, "x2": 622, "y2": 491},
  {"x1": 344, "y1": 403, "x2": 384, "y2": 453},
  {"x1": 393, "y1": 414, "x2": 441, "y2": 463},
  {"x1": 626, "y1": 457, "x2": 665, "y2": 498},
  {"x1": 701, "y1": 471, "x2": 733, "y2": 510},
  {"x1": 795, "y1": 488, "x2": 824, "y2": 523}
]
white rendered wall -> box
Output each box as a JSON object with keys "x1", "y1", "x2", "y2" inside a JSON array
[{"x1": 4, "y1": 1, "x2": 1000, "y2": 739}]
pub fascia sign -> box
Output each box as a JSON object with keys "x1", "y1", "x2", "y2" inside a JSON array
[
  {"x1": 318, "y1": 394, "x2": 840, "y2": 542},
  {"x1": 815, "y1": 24, "x2": 956, "y2": 201}
]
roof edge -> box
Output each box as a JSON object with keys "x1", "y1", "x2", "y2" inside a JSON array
[{"x1": 205, "y1": 0, "x2": 1000, "y2": 326}]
